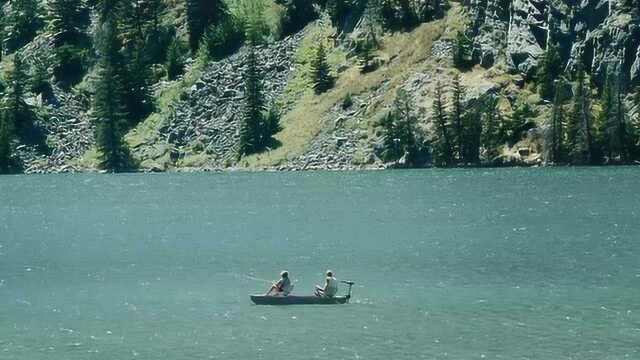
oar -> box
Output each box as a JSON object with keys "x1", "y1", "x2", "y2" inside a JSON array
[{"x1": 340, "y1": 280, "x2": 355, "y2": 302}]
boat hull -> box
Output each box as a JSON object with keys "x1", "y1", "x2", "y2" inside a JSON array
[{"x1": 250, "y1": 295, "x2": 350, "y2": 305}]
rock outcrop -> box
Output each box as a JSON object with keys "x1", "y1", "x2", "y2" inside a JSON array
[{"x1": 467, "y1": 0, "x2": 640, "y2": 87}]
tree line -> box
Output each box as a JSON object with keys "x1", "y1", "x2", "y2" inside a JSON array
[{"x1": 378, "y1": 36, "x2": 640, "y2": 168}]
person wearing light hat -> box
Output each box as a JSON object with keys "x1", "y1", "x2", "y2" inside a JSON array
[
  {"x1": 265, "y1": 271, "x2": 293, "y2": 296},
  {"x1": 315, "y1": 270, "x2": 338, "y2": 298}
]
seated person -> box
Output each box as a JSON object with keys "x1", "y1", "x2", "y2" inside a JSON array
[
  {"x1": 265, "y1": 271, "x2": 293, "y2": 296},
  {"x1": 315, "y1": 270, "x2": 338, "y2": 298}
]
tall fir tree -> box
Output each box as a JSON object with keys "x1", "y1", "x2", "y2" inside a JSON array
[
  {"x1": 508, "y1": 101, "x2": 537, "y2": 145},
  {"x1": 239, "y1": 46, "x2": 265, "y2": 155},
  {"x1": 3, "y1": 53, "x2": 31, "y2": 140},
  {"x1": 93, "y1": 15, "x2": 131, "y2": 171},
  {"x1": 432, "y1": 81, "x2": 453, "y2": 166},
  {"x1": 186, "y1": 0, "x2": 228, "y2": 52},
  {"x1": 48, "y1": 0, "x2": 88, "y2": 44},
  {"x1": 310, "y1": 43, "x2": 333, "y2": 94},
  {"x1": 595, "y1": 75, "x2": 615, "y2": 161},
  {"x1": 166, "y1": 39, "x2": 185, "y2": 80},
  {"x1": 3, "y1": 0, "x2": 44, "y2": 52},
  {"x1": 48, "y1": 0, "x2": 90, "y2": 85},
  {"x1": 274, "y1": 0, "x2": 317, "y2": 35},
  {"x1": 450, "y1": 74, "x2": 466, "y2": 162},
  {"x1": 453, "y1": 31, "x2": 472, "y2": 69},
  {"x1": 546, "y1": 80, "x2": 566, "y2": 163},
  {"x1": 481, "y1": 96, "x2": 501, "y2": 162},
  {"x1": 381, "y1": 89, "x2": 424, "y2": 165},
  {"x1": 462, "y1": 107, "x2": 482, "y2": 164},
  {"x1": 120, "y1": 39, "x2": 154, "y2": 125},
  {"x1": 0, "y1": 112, "x2": 12, "y2": 173},
  {"x1": 566, "y1": 66, "x2": 594, "y2": 164},
  {"x1": 537, "y1": 43, "x2": 562, "y2": 100}
]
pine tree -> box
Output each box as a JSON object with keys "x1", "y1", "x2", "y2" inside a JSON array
[
  {"x1": 594, "y1": 75, "x2": 614, "y2": 161},
  {"x1": 432, "y1": 81, "x2": 453, "y2": 166},
  {"x1": 237, "y1": 0, "x2": 268, "y2": 45},
  {"x1": 450, "y1": 74, "x2": 465, "y2": 161},
  {"x1": 30, "y1": 60, "x2": 51, "y2": 96},
  {"x1": 611, "y1": 73, "x2": 633, "y2": 162},
  {"x1": 239, "y1": 46, "x2": 265, "y2": 155},
  {"x1": 166, "y1": 40, "x2": 185, "y2": 80},
  {"x1": 274, "y1": 0, "x2": 317, "y2": 35},
  {"x1": 48, "y1": 0, "x2": 88, "y2": 44},
  {"x1": 0, "y1": 112, "x2": 12, "y2": 174},
  {"x1": 120, "y1": 39, "x2": 154, "y2": 125},
  {"x1": 546, "y1": 80, "x2": 566, "y2": 163},
  {"x1": 93, "y1": 16, "x2": 131, "y2": 171},
  {"x1": 566, "y1": 67, "x2": 594, "y2": 164},
  {"x1": 381, "y1": 89, "x2": 423, "y2": 165},
  {"x1": 462, "y1": 108, "x2": 482, "y2": 164},
  {"x1": 537, "y1": 43, "x2": 562, "y2": 100},
  {"x1": 186, "y1": 0, "x2": 228, "y2": 52},
  {"x1": 508, "y1": 101, "x2": 537, "y2": 145},
  {"x1": 3, "y1": 0, "x2": 44, "y2": 52},
  {"x1": 310, "y1": 43, "x2": 333, "y2": 94},
  {"x1": 3, "y1": 53, "x2": 31, "y2": 139},
  {"x1": 481, "y1": 96, "x2": 501, "y2": 162},
  {"x1": 453, "y1": 31, "x2": 472, "y2": 69}
]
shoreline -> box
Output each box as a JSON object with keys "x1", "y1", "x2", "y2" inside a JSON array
[{"x1": 4, "y1": 162, "x2": 640, "y2": 176}]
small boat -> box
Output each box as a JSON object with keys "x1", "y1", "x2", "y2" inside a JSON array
[{"x1": 250, "y1": 281, "x2": 355, "y2": 305}]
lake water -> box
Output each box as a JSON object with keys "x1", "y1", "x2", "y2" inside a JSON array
[{"x1": 1, "y1": 168, "x2": 639, "y2": 360}]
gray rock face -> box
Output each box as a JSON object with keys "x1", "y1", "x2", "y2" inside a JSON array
[{"x1": 467, "y1": 0, "x2": 640, "y2": 87}]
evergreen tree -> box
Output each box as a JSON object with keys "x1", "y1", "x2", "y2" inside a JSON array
[
  {"x1": 537, "y1": 43, "x2": 562, "y2": 100},
  {"x1": 93, "y1": 16, "x2": 131, "y2": 171},
  {"x1": 462, "y1": 107, "x2": 482, "y2": 164},
  {"x1": 201, "y1": 15, "x2": 244, "y2": 61},
  {"x1": 48, "y1": 0, "x2": 88, "y2": 44},
  {"x1": 0, "y1": 112, "x2": 12, "y2": 173},
  {"x1": 450, "y1": 74, "x2": 465, "y2": 161},
  {"x1": 546, "y1": 80, "x2": 566, "y2": 163},
  {"x1": 310, "y1": 43, "x2": 333, "y2": 94},
  {"x1": 453, "y1": 31, "x2": 472, "y2": 69},
  {"x1": 594, "y1": 75, "x2": 614, "y2": 161},
  {"x1": 120, "y1": 39, "x2": 154, "y2": 125},
  {"x1": 566, "y1": 67, "x2": 594, "y2": 164},
  {"x1": 274, "y1": 0, "x2": 317, "y2": 36},
  {"x1": 166, "y1": 39, "x2": 185, "y2": 80},
  {"x1": 50, "y1": 0, "x2": 91, "y2": 88},
  {"x1": 186, "y1": 0, "x2": 228, "y2": 52},
  {"x1": 481, "y1": 96, "x2": 501, "y2": 162},
  {"x1": 3, "y1": 53, "x2": 32, "y2": 140},
  {"x1": 508, "y1": 101, "x2": 537, "y2": 145},
  {"x1": 239, "y1": 46, "x2": 265, "y2": 155},
  {"x1": 236, "y1": 0, "x2": 268, "y2": 45},
  {"x1": 3, "y1": 0, "x2": 44, "y2": 52},
  {"x1": 432, "y1": 81, "x2": 453, "y2": 166},
  {"x1": 611, "y1": 73, "x2": 634, "y2": 162},
  {"x1": 30, "y1": 60, "x2": 51, "y2": 96},
  {"x1": 381, "y1": 89, "x2": 424, "y2": 165}
]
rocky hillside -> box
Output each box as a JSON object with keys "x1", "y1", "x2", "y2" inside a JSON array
[{"x1": 2, "y1": 0, "x2": 640, "y2": 173}]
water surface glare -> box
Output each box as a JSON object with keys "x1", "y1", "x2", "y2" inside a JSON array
[{"x1": 1, "y1": 168, "x2": 639, "y2": 359}]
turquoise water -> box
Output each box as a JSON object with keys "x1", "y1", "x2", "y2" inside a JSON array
[{"x1": 1, "y1": 168, "x2": 639, "y2": 360}]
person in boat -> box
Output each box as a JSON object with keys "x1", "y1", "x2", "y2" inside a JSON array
[
  {"x1": 265, "y1": 271, "x2": 293, "y2": 296},
  {"x1": 315, "y1": 270, "x2": 338, "y2": 298}
]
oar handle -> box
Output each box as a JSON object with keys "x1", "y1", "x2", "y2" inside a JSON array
[{"x1": 340, "y1": 280, "x2": 355, "y2": 285}]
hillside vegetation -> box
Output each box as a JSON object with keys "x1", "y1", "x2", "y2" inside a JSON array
[{"x1": 0, "y1": 0, "x2": 639, "y2": 174}]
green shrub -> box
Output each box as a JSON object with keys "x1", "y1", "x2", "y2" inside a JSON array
[
  {"x1": 166, "y1": 40, "x2": 186, "y2": 80},
  {"x1": 202, "y1": 15, "x2": 245, "y2": 61},
  {"x1": 342, "y1": 93, "x2": 353, "y2": 109}
]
